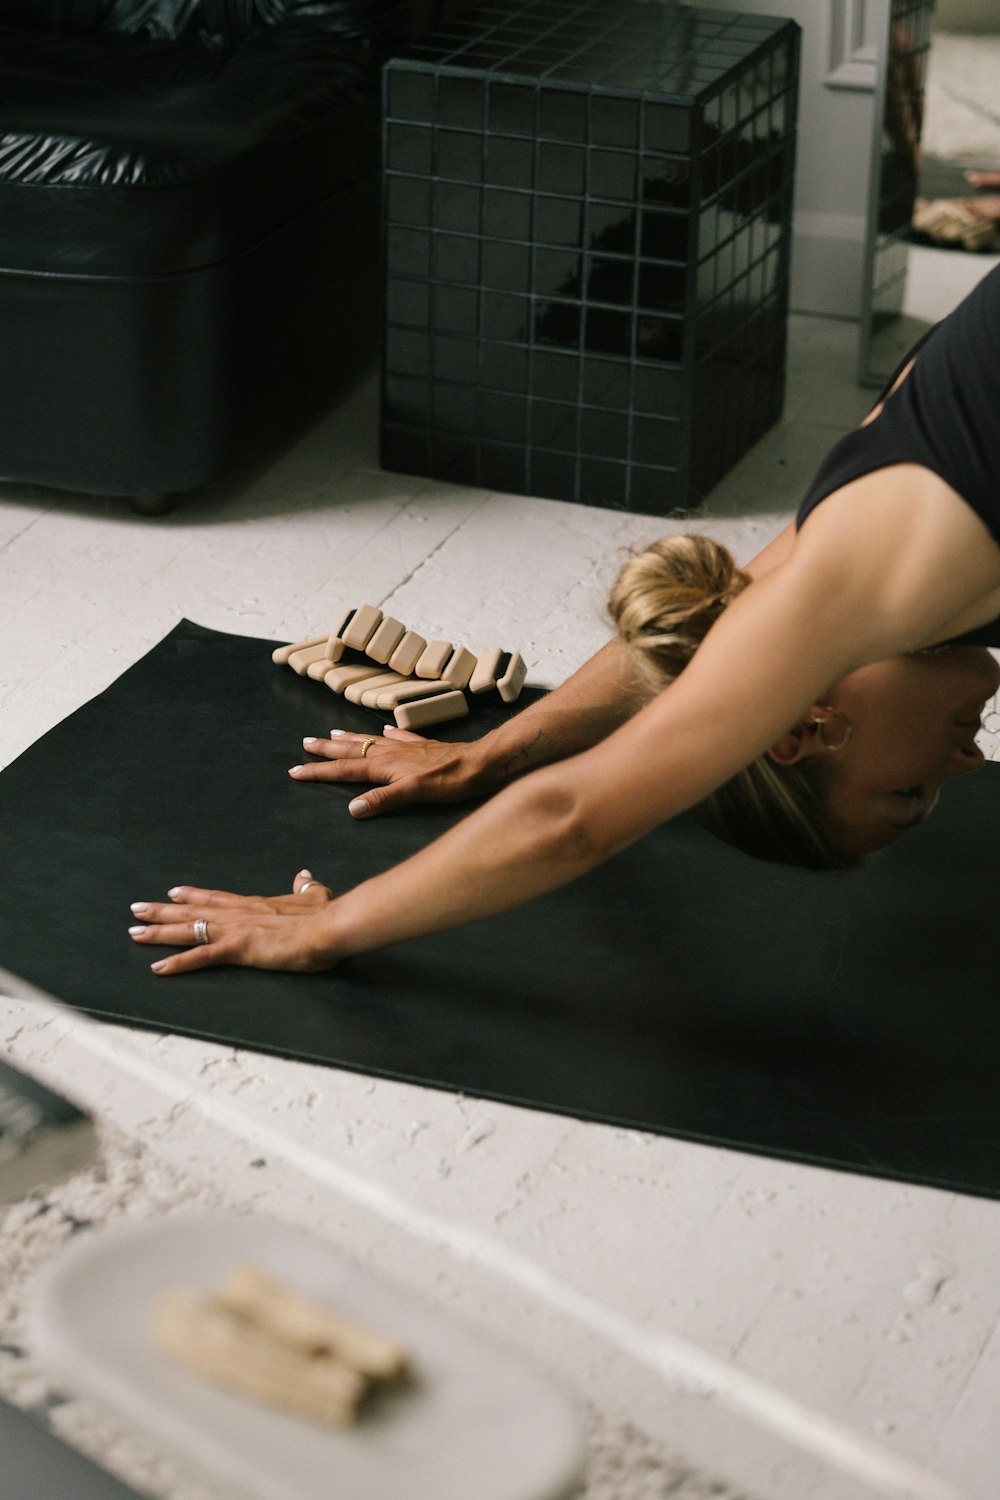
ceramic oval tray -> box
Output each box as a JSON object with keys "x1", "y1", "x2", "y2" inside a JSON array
[{"x1": 30, "y1": 1212, "x2": 583, "y2": 1500}]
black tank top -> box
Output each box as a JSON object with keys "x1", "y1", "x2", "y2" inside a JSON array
[{"x1": 796, "y1": 264, "x2": 1000, "y2": 647}]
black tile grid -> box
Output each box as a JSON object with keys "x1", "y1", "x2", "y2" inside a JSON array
[{"x1": 381, "y1": 0, "x2": 800, "y2": 513}]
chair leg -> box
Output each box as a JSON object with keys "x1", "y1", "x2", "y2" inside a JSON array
[{"x1": 129, "y1": 492, "x2": 175, "y2": 516}]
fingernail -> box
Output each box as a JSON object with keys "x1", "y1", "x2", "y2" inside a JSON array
[
  {"x1": 329, "y1": 729, "x2": 345, "y2": 737},
  {"x1": 167, "y1": 887, "x2": 183, "y2": 899},
  {"x1": 151, "y1": 961, "x2": 168, "y2": 974},
  {"x1": 349, "y1": 797, "x2": 369, "y2": 817},
  {"x1": 302, "y1": 736, "x2": 318, "y2": 746},
  {"x1": 288, "y1": 765, "x2": 304, "y2": 775},
  {"x1": 129, "y1": 925, "x2": 147, "y2": 937},
  {"x1": 130, "y1": 902, "x2": 149, "y2": 914},
  {"x1": 298, "y1": 869, "x2": 313, "y2": 880}
]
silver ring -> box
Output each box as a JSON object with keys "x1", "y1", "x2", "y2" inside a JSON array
[
  {"x1": 299, "y1": 880, "x2": 319, "y2": 893},
  {"x1": 194, "y1": 918, "x2": 210, "y2": 946}
]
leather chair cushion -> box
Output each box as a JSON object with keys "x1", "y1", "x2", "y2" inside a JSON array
[
  {"x1": 0, "y1": 25, "x2": 382, "y2": 276},
  {"x1": 0, "y1": 0, "x2": 406, "y2": 44}
]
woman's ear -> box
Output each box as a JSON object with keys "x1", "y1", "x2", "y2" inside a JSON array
[
  {"x1": 767, "y1": 721, "x2": 813, "y2": 766},
  {"x1": 767, "y1": 706, "x2": 828, "y2": 766}
]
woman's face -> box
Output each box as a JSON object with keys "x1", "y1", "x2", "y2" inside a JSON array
[{"x1": 820, "y1": 647, "x2": 1000, "y2": 856}]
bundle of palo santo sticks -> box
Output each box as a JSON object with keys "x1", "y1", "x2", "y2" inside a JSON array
[{"x1": 151, "y1": 1263, "x2": 409, "y2": 1427}]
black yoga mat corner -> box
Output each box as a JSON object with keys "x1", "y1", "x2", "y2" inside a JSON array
[{"x1": 1, "y1": 620, "x2": 996, "y2": 1199}]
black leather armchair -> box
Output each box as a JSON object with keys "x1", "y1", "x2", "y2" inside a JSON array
[{"x1": 0, "y1": 0, "x2": 424, "y2": 511}]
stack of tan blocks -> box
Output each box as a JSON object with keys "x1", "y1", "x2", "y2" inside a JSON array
[{"x1": 273, "y1": 605, "x2": 526, "y2": 729}]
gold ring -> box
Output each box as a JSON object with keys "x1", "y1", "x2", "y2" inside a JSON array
[{"x1": 360, "y1": 738, "x2": 375, "y2": 758}]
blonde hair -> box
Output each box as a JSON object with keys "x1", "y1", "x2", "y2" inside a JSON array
[{"x1": 608, "y1": 534, "x2": 858, "y2": 871}]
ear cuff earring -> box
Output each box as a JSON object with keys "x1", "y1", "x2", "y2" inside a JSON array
[{"x1": 809, "y1": 706, "x2": 853, "y2": 751}]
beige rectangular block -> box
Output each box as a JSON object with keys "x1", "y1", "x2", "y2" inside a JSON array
[
  {"x1": 345, "y1": 670, "x2": 406, "y2": 704},
  {"x1": 287, "y1": 642, "x2": 334, "y2": 675},
  {"x1": 316, "y1": 605, "x2": 356, "y2": 663},
  {"x1": 307, "y1": 653, "x2": 340, "y2": 680},
  {"x1": 375, "y1": 679, "x2": 456, "y2": 709},
  {"x1": 498, "y1": 651, "x2": 527, "y2": 703},
  {"x1": 394, "y1": 690, "x2": 468, "y2": 730},
  {"x1": 359, "y1": 676, "x2": 413, "y2": 708},
  {"x1": 339, "y1": 603, "x2": 382, "y2": 651},
  {"x1": 387, "y1": 629, "x2": 427, "y2": 676},
  {"x1": 469, "y1": 646, "x2": 504, "y2": 693},
  {"x1": 415, "y1": 639, "x2": 453, "y2": 679},
  {"x1": 271, "y1": 634, "x2": 327, "y2": 667},
  {"x1": 440, "y1": 644, "x2": 477, "y2": 690},
  {"x1": 324, "y1": 663, "x2": 386, "y2": 694},
  {"x1": 365, "y1": 616, "x2": 406, "y2": 664}
]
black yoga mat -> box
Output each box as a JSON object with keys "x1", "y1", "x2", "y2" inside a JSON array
[{"x1": 0, "y1": 620, "x2": 995, "y2": 1198}]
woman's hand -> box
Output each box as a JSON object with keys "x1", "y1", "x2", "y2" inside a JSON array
[
  {"x1": 128, "y1": 870, "x2": 339, "y2": 976},
  {"x1": 288, "y1": 727, "x2": 491, "y2": 819}
]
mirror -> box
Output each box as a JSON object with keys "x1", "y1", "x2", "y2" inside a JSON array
[{"x1": 858, "y1": 0, "x2": 936, "y2": 386}]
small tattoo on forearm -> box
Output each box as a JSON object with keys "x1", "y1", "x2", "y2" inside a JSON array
[{"x1": 499, "y1": 730, "x2": 543, "y2": 778}]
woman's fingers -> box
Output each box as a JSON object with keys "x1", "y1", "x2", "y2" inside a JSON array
[
  {"x1": 292, "y1": 869, "x2": 334, "y2": 901},
  {"x1": 149, "y1": 884, "x2": 277, "y2": 910},
  {"x1": 381, "y1": 726, "x2": 427, "y2": 743},
  {"x1": 129, "y1": 870, "x2": 336, "y2": 974},
  {"x1": 131, "y1": 873, "x2": 333, "y2": 951},
  {"x1": 149, "y1": 943, "x2": 224, "y2": 977},
  {"x1": 347, "y1": 781, "x2": 425, "y2": 819},
  {"x1": 287, "y1": 730, "x2": 483, "y2": 818},
  {"x1": 289, "y1": 732, "x2": 390, "y2": 782},
  {"x1": 129, "y1": 919, "x2": 211, "y2": 949}
]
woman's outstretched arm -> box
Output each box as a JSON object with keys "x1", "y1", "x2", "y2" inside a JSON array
[
  {"x1": 288, "y1": 521, "x2": 799, "y2": 818},
  {"x1": 289, "y1": 634, "x2": 652, "y2": 817},
  {"x1": 132, "y1": 558, "x2": 858, "y2": 974},
  {"x1": 131, "y1": 471, "x2": 1000, "y2": 975}
]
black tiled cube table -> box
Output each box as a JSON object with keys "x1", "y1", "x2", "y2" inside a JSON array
[{"x1": 381, "y1": 0, "x2": 799, "y2": 514}]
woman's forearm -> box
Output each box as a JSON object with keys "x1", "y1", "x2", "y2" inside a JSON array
[
  {"x1": 475, "y1": 521, "x2": 794, "y2": 789},
  {"x1": 465, "y1": 636, "x2": 649, "y2": 790},
  {"x1": 316, "y1": 761, "x2": 608, "y2": 963}
]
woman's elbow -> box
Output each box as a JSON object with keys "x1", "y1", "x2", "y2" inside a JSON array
[{"x1": 517, "y1": 775, "x2": 615, "y2": 873}]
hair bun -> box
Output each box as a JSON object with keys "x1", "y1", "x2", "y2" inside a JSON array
[{"x1": 608, "y1": 534, "x2": 749, "y2": 684}]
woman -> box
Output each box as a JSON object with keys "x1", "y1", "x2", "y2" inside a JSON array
[{"x1": 130, "y1": 266, "x2": 1000, "y2": 975}]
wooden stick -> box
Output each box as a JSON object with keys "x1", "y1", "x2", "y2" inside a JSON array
[
  {"x1": 151, "y1": 1289, "x2": 364, "y2": 1425},
  {"x1": 216, "y1": 1265, "x2": 407, "y2": 1381}
]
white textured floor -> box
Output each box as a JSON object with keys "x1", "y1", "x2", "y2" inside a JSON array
[
  {"x1": 2, "y1": 247, "x2": 999, "y2": 1500},
  {"x1": 923, "y1": 30, "x2": 1000, "y2": 167}
]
